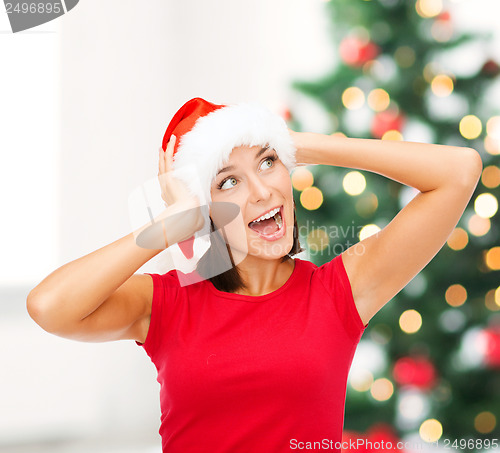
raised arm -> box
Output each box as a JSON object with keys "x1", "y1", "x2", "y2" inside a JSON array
[
  {"x1": 290, "y1": 131, "x2": 482, "y2": 325},
  {"x1": 27, "y1": 136, "x2": 204, "y2": 343},
  {"x1": 26, "y1": 230, "x2": 161, "y2": 343},
  {"x1": 26, "y1": 200, "x2": 203, "y2": 342}
]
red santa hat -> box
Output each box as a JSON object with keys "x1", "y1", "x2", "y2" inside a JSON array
[{"x1": 163, "y1": 97, "x2": 297, "y2": 204}]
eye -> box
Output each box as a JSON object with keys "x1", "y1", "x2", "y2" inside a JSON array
[
  {"x1": 260, "y1": 156, "x2": 275, "y2": 170},
  {"x1": 262, "y1": 155, "x2": 277, "y2": 168},
  {"x1": 217, "y1": 177, "x2": 237, "y2": 191}
]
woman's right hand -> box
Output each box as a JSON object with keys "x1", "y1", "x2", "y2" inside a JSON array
[
  {"x1": 157, "y1": 135, "x2": 205, "y2": 237},
  {"x1": 159, "y1": 135, "x2": 194, "y2": 206}
]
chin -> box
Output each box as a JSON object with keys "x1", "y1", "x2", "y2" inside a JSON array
[{"x1": 247, "y1": 229, "x2": 294, "y2": 260}]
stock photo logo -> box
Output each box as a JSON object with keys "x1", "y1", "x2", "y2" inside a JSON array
[{"x1": 4, "y1": 0, "x2": 79, "y2": 33}]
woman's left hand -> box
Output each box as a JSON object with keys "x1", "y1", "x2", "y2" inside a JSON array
[
  {"x1": 288, "y1": 128, "x2": 314, "y2": 167},
  {"x1": 287, "y1": 128, "x2": 299, "y2": 146}
]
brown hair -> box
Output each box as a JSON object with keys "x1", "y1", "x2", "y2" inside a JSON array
[{"x1": 195, "y1": 203, "x2": 305, "y2": 294}]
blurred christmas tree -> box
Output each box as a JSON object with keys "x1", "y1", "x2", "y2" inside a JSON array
[{"x1": 288, "y1": 0, "x2": 500, "y2": 448}]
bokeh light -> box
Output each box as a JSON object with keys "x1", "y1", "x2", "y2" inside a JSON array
[
  {"x1": 292, "y1": 167, "x2": 314, "y2": 191},
  {"x1": 419, "y1": 418, "x2": 443, "y2": 443},
  {"x1": 486, "y1": 116, "x2": 500, "y2": 139},
  {"x1": 474, "y1": 193, "x2": 498, "y2": 219},
  {"x1": 431, "y1": 18, "x2": 454, "y2": 42},
  {"x1": 363, "y1": 59, "x2": 383, "y2": 78},
  {"x1": 306, "y1": 228, "x2": 330, "y2": 252},
  {"x1": 343, "y1": 171, "x2": 366, "y2": 196},
  {"x1": 350, "y1": 369, "x2": 374, "y2": 392},
  {"x1": 359, "y1": 224, "x2": 381, "y2": 241},
  {"x1": 485, "y1": 247, "x2": 500, "y2": 271},
  {"x1": 416, "y1": 0, "x2": 443, "y2": 18},
  {"x1": 431, "y1": 74, "x2": 454, "y2": 97},
  {"x1": 355, "y1": 193, "x2": 378, "y2": 217},
  {"x1": 467, "y1": 215, "x2": 491, "y2": 237},
  {"x1": 351, "y1": 340, "x2": 388, "y2": 377},
  {"x1": 440, "y1": 309, "x2": 466, "y2": 332},
  {"x1": 459, "y1": 115, "x2": 482, "y2": 140},
  {"x1": 485, "y1": 288, "x2": 500, "y2": 312},
  {"x1": 481, "y1": 166, "x2": 500, "y2": 189},
  {"x1": 370, "y1": 378, "x2": 394, "y2": 401},
  {"x1": 445, "y1": 284, "x2": 467, "y2": 307},
  {"x1": 382, "y1": 130, "x2": 403, "y2": 141},
  {"x1": 300, "y1": 186, "x2": 323, "y2": 210},
  {"x1": 484, "y1": 136, "x2": 500, "y2": 155},
  {"x1": 474, "y1": 411, "x2": 496, "y2": 434},
  {"x1": 398, "y1": 391, "x2": 429, "y2": 421},
  {"x1": 446, "y1": 227, "x2": 468, "y2": 250},
  {"x1": 367, "y1": 88, "x2": 390, "y2": 112},
  {"x1": 399, "y1": 309, "x2": 422, "y2": 334},
  {"x1": 423, "y1": 62, "x2": 440, "y2": 83},
  {"x1": 342, "y1": 87, "x2": 365, "y2": 110},
  {"x1": 394, "y1": 46, "x2": 416, "y2": 68}
]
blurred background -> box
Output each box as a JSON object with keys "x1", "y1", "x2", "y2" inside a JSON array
[{"x1": 0, "y1": 0, "x2": 499, "y2": 451}]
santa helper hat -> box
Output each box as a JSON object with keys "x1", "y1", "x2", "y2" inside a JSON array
[{"x1": 160, "y1": 97, "x2": 297, "y2": 273}]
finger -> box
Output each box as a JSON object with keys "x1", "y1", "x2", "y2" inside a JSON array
[
  {"x1": 165, "y1": 135, "x2": 176, "y2": 172},
  {"x1": 165, "y1": 145, "x2": 172, "y2": 173},
  {"x1": 159, "y1": 147, "x2": 166, "y2": 175}
]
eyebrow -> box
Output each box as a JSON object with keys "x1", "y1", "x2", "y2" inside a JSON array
[{"x1": 216, "y1": 145, "x2": 271, "y2": 176}]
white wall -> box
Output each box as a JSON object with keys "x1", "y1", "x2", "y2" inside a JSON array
[{"x1": 0, "y1": 14, "x2": 59, "y2": 287}]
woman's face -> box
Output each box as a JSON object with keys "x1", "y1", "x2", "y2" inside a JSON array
[{"x1": 209, "y1": 144, "x2": 295, "y2": 261}]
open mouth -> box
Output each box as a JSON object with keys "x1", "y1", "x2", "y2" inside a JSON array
[{"x1": 247, "y1": 205, "x2": 285, "y2": 240}]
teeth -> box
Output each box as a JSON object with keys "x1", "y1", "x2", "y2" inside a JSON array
[
  {"x1": 252, "y1": 207, "x2": 280, "y2": 223},
  {"x1": 275, "y1": 212, "x2": 283, "y2": 229}
]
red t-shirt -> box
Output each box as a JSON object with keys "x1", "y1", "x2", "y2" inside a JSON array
[{"x1": 136, "y1": 254, "x2": 368, "y2": 452}]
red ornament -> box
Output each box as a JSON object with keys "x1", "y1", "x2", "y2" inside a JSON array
[
  {"x1": 342, "y1": 430, "x2": 370, "y2": 453},
  {"x1": 481, "y1": 59, "x2": 500, "y2": 78},
  {"x1": 368, "y1": 424, "x2": 404, "y2": 452},
  {"x1": 281, "y1": 108, "x2": 292, "y2": 122},
  {"x1": 342, "y1": 424, "x2": 404, "y2": 452},
  {"x1": 437, "y1": 11, "x2": 451, "y2": 22},
  {"x1": 393, "y1": 356, "x2": 437, "y2": 390},
  {"x1": 371, "y1": 109, "x2": 405, "y2": 138},
  {"x1": 480, "y1": 327, "x2": 500, "y2": 368},
  {"x1": 340, "y1": 36, "x2": 380, "y2": 67}
]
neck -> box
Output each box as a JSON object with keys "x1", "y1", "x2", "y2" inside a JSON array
[{"x1": 234, "y1": 256, "x2": 295, "y2": 296}]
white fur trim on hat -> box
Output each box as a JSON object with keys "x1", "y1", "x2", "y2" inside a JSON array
[{"x1": 171, "y1": 102, "x2": 297, "y2": 204}]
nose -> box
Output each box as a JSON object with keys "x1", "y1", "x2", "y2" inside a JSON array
[{"x1": 246, "y1": 172, "x2": 272, "y2": 203}]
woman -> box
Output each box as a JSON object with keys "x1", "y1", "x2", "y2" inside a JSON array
[{"x1": 27, "y1": 97, "x2": 482, "y2": 452}]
